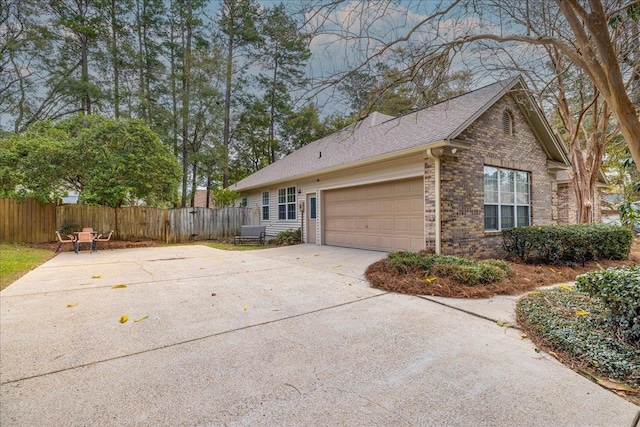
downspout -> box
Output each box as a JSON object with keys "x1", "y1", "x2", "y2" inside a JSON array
[{"x1": 426, "y1": 148, "x2": 441, "y2": 255}]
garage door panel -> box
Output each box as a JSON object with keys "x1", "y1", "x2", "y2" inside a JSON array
[
  {"x1": 410, "y1": 198, "x2": 424, "y2": 211},
  {"x1": 380, "y1": 219, "x2": 394, "y2": 231},
  {"x1": 380, "y1": 201, "x2": 394, "y2": 213},
  {"x1": 324, "y1": 178, "x2": 423, "y2": 252}
]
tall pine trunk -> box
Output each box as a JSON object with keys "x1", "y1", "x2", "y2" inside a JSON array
[
  {"x1": 223, "y1": 34, "x2": 233, "y2": 188},
  {"x1": 180, "y1": 0, "x2": 192, "y2": 207}
]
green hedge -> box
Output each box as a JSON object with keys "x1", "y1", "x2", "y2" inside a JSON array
[
  {"x1": 576, "y1": 266, "x2": 640, "y2": 343},
  {"x1": 387, "y1": 252, "x2": 512, "y2": 286},
  {"x1": 502, "y1": 224, "x2": 633, "y2": 264}
]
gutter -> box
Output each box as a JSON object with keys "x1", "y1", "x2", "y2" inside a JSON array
[{"x1": 425, "y1": 148, "x2": 441, "y2": 255}]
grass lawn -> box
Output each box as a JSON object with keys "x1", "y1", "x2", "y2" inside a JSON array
[
  {"x1": 0, "y1": 243, "x2": 55, "y2": 291},
  {"x1": 204, "y1": 242, "x2": 269, "y2": 251}
]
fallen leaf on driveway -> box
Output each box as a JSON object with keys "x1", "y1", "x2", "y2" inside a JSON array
[
  {"x1": 597, "y1": 379, "x2": 637, "y2": 394},
  {"x1": 333, "y1": 264, "x2": 341, "y2": 268},
  {"x1": 112, "y1": 284, "x2": 127, "y2": 289},
  {"x1": 120, "y1": 315, "x2": 128, "y2": 323},
  {"x1": 134, "y1": 315, "x2": 149, "y2": 322},
  {"x1": 243, "y1": 306, "x2": 248, "y2": 311},
  {"x1": 91, "y1": 275, "x2": 101, "y2": 279},
  {"x1": 579, "y1": 370, "x2": 638, "y2": 394},
  {"x1": 496, "y1": 319, "x2": 512, "y2": 328},
  {"x1": 520, "y1": 333, "x2": 527, "y2": 339},
  {"x1": 67, "y1": 303, "x2": 78, "y2": 308}
]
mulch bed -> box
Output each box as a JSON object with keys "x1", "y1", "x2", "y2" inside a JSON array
[
  {"x1": 30, "y1": 239, "x2": 164, "y2": 252},
  {"x1": 365, "y1": 239, "x2": 640, "y2": 299}
]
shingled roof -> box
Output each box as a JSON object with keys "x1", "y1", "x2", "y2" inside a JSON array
[{"x1": 232, "y1": 75, "x2": 569, "y2": 192}]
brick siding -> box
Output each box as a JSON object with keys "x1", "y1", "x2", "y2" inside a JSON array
[
  {"x1": 425, "y1": 94, "x2": 558, "y2": 258},
  {"x1": 557, "y1": 182, "x2": 603, "y2": 224}
]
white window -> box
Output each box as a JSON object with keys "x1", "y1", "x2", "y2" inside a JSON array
[
  {"x1": 484, "y1": 166, "x2": 530, "y2": 231},
  {"x1": 262, "y1": 191, "x2": 270, "y2": 221},
  {"x1": 278, "y1": 187, "x2": 296, "y2": 220}
]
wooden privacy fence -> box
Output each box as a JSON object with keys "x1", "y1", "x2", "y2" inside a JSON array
[
  {"x1": 0, "y1": 198, "x2": 57, "y2": 243},
  {"x1": 0, "y1": 198, "x2": 260, "y2": 243}
]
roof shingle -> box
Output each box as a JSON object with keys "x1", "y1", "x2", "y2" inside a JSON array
[{"x1": 232, "y1": 77, "x2": 519, "y2": 191}]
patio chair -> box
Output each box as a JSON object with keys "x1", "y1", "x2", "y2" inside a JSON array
[
  {"x1": 95, "y1": 230, "x2": 114, "y2": 251},
  {"x1": 75, "y1": 231, "x2": 96, "y2": 254},
  {"x1": 55, "y1": 231, "x2": 76, "y2": 253}
]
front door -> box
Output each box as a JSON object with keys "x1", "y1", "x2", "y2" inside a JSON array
[{"x1": 306, "y1": 194, "x2": 317, "y2": 244}]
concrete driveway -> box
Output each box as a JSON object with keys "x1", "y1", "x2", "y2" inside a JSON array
[{"x1": 1, "y1": 244, "x2": 638, "y2": 426}]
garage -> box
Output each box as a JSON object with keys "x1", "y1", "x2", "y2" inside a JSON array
[{"x1": 323, "y1": 178, "x2": 425, "y2": 252}]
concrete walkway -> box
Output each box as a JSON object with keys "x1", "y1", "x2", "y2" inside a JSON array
[{"x1": 1, "y1": 244, "x2": 638, "y2": 426}]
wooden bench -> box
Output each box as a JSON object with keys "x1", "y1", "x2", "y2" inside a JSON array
[{"x1": 233, "y1": 225, "x2": 267, "y2": 245}]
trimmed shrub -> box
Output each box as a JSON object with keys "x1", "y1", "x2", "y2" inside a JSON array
[
  {"x1": 576, "y1": 266, "x2": 640, "y2": 343},
  {"x1": 503, "y1": 224, "x2": 633, "y2": 264},
  {"x1": 272, "y1": 228, "x2": 301, "y2": 246},
  {"x1": 388, "y1": 252, "x2": 512, "y2": 286},
  {"x1": 388, "y1": 251, "x2": 465, "y2": 273}
]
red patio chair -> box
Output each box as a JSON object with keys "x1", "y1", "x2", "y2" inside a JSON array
[
  {"x1": 75, "y1": 232, "x2": 96, "y2": 254},
  {"x1": 95, "y1": 230, "x2": 114, "y2": 251},
  {"x1": 55, "y1": 231, "x2": 76, "y2": 253}
]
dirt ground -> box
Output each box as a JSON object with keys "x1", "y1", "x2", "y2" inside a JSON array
[{"x1": 366, "y1": 238, "x2": 640, "y2": 298}]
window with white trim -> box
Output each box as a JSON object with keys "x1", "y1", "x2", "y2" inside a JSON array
[
  {"x1": 278, "y1": 187, "x2": 296, "y2": 220},
  {"x1": 484, "y1": 166, "x2": 530, "y2": 231},
  {"x1": 262, "y1": 191, "x2": 270, "y2": 220}
]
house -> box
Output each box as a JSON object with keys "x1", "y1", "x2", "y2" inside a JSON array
[
  {"x1": 231, "y1": 76, "x2": 572, "y2": 258},
  {"x1": 557, "y1": 169, "x2": 605, "y2": 224}
]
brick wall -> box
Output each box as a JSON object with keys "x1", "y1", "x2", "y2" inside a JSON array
[
  {"x1": 425, "y1": 94, "x2": 558, "y2": 258},
  {"x1": 557, "y1": 181, "x2": 603, "y2": 225},
  {"x1": 557, "y1": 183, "x2": 576, "y2": 224}
]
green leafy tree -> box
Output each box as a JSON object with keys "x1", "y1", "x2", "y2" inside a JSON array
[
  {"x1": 0, "y1": 116, "x2": 180, "y2": 207},
  {"x1": 211, "y1": 188, "x2": 240, "y2": 208}
]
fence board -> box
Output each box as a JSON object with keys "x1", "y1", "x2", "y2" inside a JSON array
[
  {"x1": 1, "y1": 199, "x2": 259, "y2": 243},
  {"x1": 0, "y1": 199, "x2": 56, "y2": 243}
]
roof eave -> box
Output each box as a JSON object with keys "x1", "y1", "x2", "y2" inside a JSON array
[{"x1": 232, "y1": 140, "x2": 468, "y2": 192}]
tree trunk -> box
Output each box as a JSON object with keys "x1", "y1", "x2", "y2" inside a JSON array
[
  {"x1": 111, "y1": 0, "x2": 119, "y2": 118},
  {"x1": 136, "y1": 0, "x2": 146, "y2": 120},
  {"x1": 190, "y1": 161, "x2": 197, "y2": 207},
  {"x1": 80, "y1": 32, "x2": 90, "y2": 114},
  {"x1": 169, "y1": 0, "x2": 179, "y2": 157},
  {"x1": 269, "y1": 58, "x2": 278, "y2": 164},
  {"x1": 180, "y1": 0, "x2": 192, "y2": 207},
  {"x1": 223, "y1": 34, "x2": 233, "y2": 188},
  {"x1": 205, "y1": 176, "x2": 211, "y2": 208}
]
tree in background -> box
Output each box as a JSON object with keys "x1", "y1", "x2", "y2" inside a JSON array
[
  {"x1": 0, "y1": 116, "x2": 180, "y2": 207},
  {"x1": 218, "y1": 0, "x2": 261, "y2": 188},
  {"x1": 255, "y1": 2, "x2": 311, "y2": 163}
]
